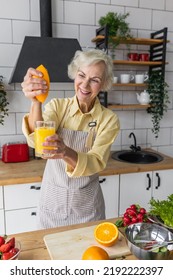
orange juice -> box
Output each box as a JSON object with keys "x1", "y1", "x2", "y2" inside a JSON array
[{"x1": 35, "y1": 121, "x2": 55, "y2": 157}]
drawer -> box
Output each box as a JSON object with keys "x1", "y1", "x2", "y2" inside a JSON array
[
  {"x1": 4, "y1": 183, "x2": 41, "y2": 210},
  {"x1": 0, "y1": 186, "x2": 3, "y2": 209},
  {"x1": 0, "y1": 209, "x2": 5, "y2": 235},
  {"x1": 5, "y1": 207, "x2": 38, "y2": 234}
]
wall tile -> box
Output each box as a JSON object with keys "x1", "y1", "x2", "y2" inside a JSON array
[
  {"x1": 117, "y1": 111, "x2": 135, "y2": 129},
  {"x1": 7, "y1": 91, "x2": 31, "y2": 113},
  {"x1": 96, "y1": 4, "x2": 124, "y2": 25},
  {"x1": 0, "y1": 0, "x2": 30, "y2": 20},
  {"x1": 139, "y1": 0, "x2": 164, "y2": 10},
  {"x1": 64, "y1": 2, "x2": 95, "y2": 25},
  {"x1": 12, "y1": 21, "x2": 40, "y2": 44},
  {"x1": 0, "y1": 113, "x2": 16, "y2": 135},
  {"x1": 30, "y1": 0, "x2": 40, "y2": 21},
  {"x1": 127, "y1": 7, "x2": 152, "y2": 30},
  {"x1": 80, "y1": 25, "x2": 96, "y2": 48},
  {"x1": 52, "y1": 0, "x2": 64, "y2": 23},
  {"x1": 111, "y1": 0, "x2": 138, "y2": 7},
  {"x1": 135, "y1": 110, "x2": 152, "y2": 129},
  {"x1": 166, "y1": 0, "x2": 173, "y2": 11},
  {"x1": 0, "y1": 44, "x2": 20, "y2": 67},
  {"x1": 0, "y1": 20, "x2": 12, "y2": 43},
  {"x1": 148, "y1": 128, "x2": 171, "y2": 146},
  {"x1": 53, "y1": 23, "x2": 79, "y2": 39},
  {"x1": 153, "y1": 11, "x2": 173, "y2": 32}
]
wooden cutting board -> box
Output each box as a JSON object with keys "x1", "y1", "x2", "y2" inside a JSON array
[{"x1": 44, "y1": 225, "x2": 131, "y2": 260}]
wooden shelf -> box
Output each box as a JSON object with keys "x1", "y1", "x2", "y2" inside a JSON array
[
  {"x1": 92, "y1": 35, "x2": 170, "y2": 45},
  {"x1": 113, "y1": 83, "x2": 147, "y2": 87},
  {"x1": 113, "y1": 60, "x2": 167, "y2": 66},
  {"x1": 108, "y1": 104, "x2": 151, "y2": 110}
]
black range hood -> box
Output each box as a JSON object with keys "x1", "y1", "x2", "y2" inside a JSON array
[{"x1": 9, "y1": 0, "x2": 82, "y2": 83}]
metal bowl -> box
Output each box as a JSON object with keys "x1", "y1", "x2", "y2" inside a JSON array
[{"x1": 125, "y1": 223, "x2": 173, "y2": 260}]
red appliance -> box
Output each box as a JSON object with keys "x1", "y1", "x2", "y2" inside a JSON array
[{"x1": 2, "y1": 142, "x2": 29, "y2": 163}]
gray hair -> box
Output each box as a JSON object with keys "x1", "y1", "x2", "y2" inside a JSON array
[{"x1": 68, "y1": 49, "x2": 113, "y2": 91}]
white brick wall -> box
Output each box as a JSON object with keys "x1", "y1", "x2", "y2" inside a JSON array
[{"x1": 0, "y1": 0, "x2": 173, "y2": 158}]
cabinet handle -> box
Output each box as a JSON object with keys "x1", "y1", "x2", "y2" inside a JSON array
[
  {"x1": 155, "y1": 172, "x2": 161, "y2": 189},
  {"x1": 146, "y1": 173, "x2": 151, "y2": 190},
  {"x1": 30, "y1": 185, "x2": 41, "y2": 190},
  {"x1": 99, "y1": 178, "x2": 106, "y2": 184},
  {"x1": 31, "y1": 212, "x2": 37, "y2": 216}
]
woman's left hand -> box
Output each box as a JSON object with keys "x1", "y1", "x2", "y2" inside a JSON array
[{"x1": 42, "y1": 134, "x2": 66, "y2": 159}]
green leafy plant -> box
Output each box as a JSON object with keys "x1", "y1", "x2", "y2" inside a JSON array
[
  {"x1": 149, "y1": 194, "x2": 173, "y2": 227},
  {"x1": 0, "y1": 76, "x2": 9, "y2": 125},
  {"x1": 98, "y1": 12, "x2": 133, "y2": 51},
  {"x1": 147, "y1": 71, "x2": 170, "y2": 138}
]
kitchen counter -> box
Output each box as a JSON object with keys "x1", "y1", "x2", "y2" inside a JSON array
[
  {"x1": 10, "y1": 218, "x2": 137, "y2": 260},
  {"x1": 1, "y1": 149, "x2": 173, "y2": 185}
]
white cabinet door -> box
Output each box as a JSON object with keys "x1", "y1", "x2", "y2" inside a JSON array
[
  {"x1": 4, "y1": 182, "x2": 41, "y2": 234},
  {"x1": 4, "y1": 183, "x2": 41, "y2": 210},
  {"x1": 152, "y1": 170, "x2": 173, "y2": 200},
  {"x1": 5, "y1": 207, "x2": 38, "y2": 234},
  {"x1": 119, "y1": 172, "x2": 152, "y2": 215},
  {"x1": 99, "y1": 175, "x2": 119, "y2": 219},
  {"x1": 0, "y1": 209, "x2": 5, "y2": 235},
  {"x1": 0, "y1": 186, "x2": 3, "y2": 209}
]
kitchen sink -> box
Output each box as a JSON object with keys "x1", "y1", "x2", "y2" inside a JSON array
[{"x1": 111, "y1": 150, "x2": 163, "y2": 164}]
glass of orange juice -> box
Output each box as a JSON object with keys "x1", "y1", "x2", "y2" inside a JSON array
[{"x1": 34, "y1": 121, "x2": 56, "y2": 157}]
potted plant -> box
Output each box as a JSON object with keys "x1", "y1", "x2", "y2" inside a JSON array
[
  {"x1": 147, "y1": 71, "x2": 170, "y2": 138},
  {"x1": 98, "y1": 12, "x2": 133, "y2": 53},
  {"x1": 0, "y1": 75, "x2": 9, "y2": 125}
]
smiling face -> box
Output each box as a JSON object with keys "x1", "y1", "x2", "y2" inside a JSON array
[{"x1": 74, "y1": 61, "x2": 105, "y2": 113}]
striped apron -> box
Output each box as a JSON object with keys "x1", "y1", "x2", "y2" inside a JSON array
[{"x1": 37, "y1": 119, "x2": 105, "y2": 228}]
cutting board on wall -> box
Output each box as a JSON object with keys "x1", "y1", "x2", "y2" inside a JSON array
[{"x1": 44, "y1": 225, "x2": 131, "y2": 260}]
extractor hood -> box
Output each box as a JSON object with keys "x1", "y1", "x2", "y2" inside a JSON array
[{"x1": 9, "y1": 0, "x2": 82, "y2": 83}]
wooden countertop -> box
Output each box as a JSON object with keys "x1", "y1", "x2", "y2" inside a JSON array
[
  {"x1": 1, "y1": 149, "x2": 173, "y2": 185},
  {"x1": 10, "y1": 218, "x2": 137, "y2": 260}
]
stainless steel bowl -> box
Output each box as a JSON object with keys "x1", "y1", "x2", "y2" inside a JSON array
[{"x1": 125, "y1": 223, "x2": 173, "y2": 260}]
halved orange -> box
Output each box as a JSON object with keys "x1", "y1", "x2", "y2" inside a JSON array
[
  {"x1": 33, "y1": 64, "x2": 50, "y2": 103},
  {"x1": 94, "y1": 222, "x2": 119, "y2": 247},
  {"x1": 82, "y1": 245, "x2": 109, "y2": 260}
]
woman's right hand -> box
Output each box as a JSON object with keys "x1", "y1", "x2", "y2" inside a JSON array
[{"x1": 21, "y1": 67, "x2": 48, "y2": 102}]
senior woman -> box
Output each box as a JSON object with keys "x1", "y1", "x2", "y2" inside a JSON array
[{"x1": 21, "y1": 49, "x2": 120, "y2": 229}]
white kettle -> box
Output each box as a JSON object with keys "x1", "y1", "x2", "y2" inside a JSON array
[{"x1": 136, "y1": 90, "x2": 150, "y2": 105}]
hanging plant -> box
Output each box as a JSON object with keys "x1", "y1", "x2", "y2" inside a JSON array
[
  {"x1": 0, "y1": 75, "x2": 9, "y2": 125},
  {"x1": 98, "y1": 12, "x2": 133, "y2": 53},
  {"x1": 147, "y1": 71, "x2": 170, "y2": 138}
]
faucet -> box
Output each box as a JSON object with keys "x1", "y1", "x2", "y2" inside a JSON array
[{"x1": 129, "y1": 132, "x2": 141, "y2": 152}]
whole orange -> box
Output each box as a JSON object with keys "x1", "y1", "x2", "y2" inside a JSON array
[{"x1": 82, "y1": 245, "x2": 109, "y2": 260}]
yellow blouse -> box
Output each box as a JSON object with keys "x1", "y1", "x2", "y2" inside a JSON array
[{"x1": 22, "y1": 96, "x2": 120, "y2": 177}]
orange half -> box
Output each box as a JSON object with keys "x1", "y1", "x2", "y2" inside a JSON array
[
  {"x1": 33, "y1": 64, "x2": 50, "y2": 103},
  {"x1": 94, "y1": 222, "x2": 119, "y2": 247},
  {"x1": 82, "y1": 245, "x2": 109, "y2": 260}
]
